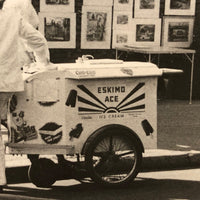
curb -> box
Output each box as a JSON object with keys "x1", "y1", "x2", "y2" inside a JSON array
[
  {"x1": 5, "y1": 152, "x2": 200, "y2": 184},
  {"x1": 142, "y1": 152, "x2": 200, "y2": 171}
]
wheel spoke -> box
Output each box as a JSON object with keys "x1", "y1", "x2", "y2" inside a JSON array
[
  {"x1": 117, "y1": 150, "x2": 135, "y2": 157},
  {"x1": 108, "y1": 135, "x2": 112, "y2": 152}
]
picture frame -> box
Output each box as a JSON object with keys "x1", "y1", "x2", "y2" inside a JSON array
[
  {"x1": 113, "y1": 0, "x2": 133, "y2": 11},
  {"x1": 40, "y1": 0, "x2": 75, "y2": 13},
  {"x1": 39, "y1": 12, "x2": 76, "y2": 49},
  {"x1": 83, "y1": 0, "x2": 113, "y2": 6},
  {"x1": 134, "y1": 0, "x2": 160, "y2": 18},
  {"x1": 81, "y1": 6, "x2": 112, "y2": 49},
  {"x1": 112, "y1": 30, "x2": 132, "y2": 48},
  {"x1": 162, "y1": 16, "x2": 194, "y2": 48},
  {"x1": 130, "y1": 18, "x2": 161, "y2": 47},
  {"x1": 164, "y1": 0, "x2": 196, "y2": 16},
  {"x1": 113, "y1": 11, "x2": 132, "y2": 30}
]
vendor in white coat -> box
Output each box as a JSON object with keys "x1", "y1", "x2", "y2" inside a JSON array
[
  {"x1": 0, "y1": 0, "x2": 51, "y2": 192},
  {"x1": 3, "y1": 0, "x2": 40, "y2": 67}
]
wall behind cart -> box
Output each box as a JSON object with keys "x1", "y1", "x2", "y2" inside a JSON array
[{"x1": 31, "y1": 0, "x2": 200, "y2": 100}]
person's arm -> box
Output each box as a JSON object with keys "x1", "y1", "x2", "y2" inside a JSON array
[
  {"x1": 19, "y1": 16, "x2": 50, "y2": 65},
  {"x1": 26, "y1": 1, "x2": 39, "y2": 29}
]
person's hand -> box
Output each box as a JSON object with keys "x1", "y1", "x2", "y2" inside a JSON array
[{"x1": 44, "y1": 62, "x2": 57, "y2": 70}]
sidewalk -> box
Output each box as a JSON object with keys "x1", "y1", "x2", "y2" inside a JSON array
[{"x1": 5, "y1": 149, "x2": 200, "y2": 169}]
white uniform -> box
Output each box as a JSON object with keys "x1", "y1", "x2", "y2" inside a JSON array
[
  {"x1": 0, "y1": 8, "x2": 49, "y2": 186},
  {"x1": 3, "y1": 0, "x2": 40, "y2": 66}
]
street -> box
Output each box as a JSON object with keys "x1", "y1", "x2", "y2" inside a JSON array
[{"x1": 1, "y1": 168, "x2": 200, "y2": 200}]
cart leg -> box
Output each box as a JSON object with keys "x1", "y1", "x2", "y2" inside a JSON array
[{"x1": 57, "y1": 154, "x2": 87, "y2": 181}]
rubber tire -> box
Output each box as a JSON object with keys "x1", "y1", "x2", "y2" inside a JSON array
[
  {"x1": 28, "y1": 158, "x2": 57, "y2": 188},
  {"x1": 85, "y1": 131, "x2": 142, "y2": 187}
]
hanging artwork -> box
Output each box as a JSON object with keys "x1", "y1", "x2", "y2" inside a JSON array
[
  {"x1": 113, "y1": 11, "x2": 132, "y2": 30},
  {"x1": 39, "y1": 12, "x2": 76, "y2": 48},
  {"x1": 113, "y1": 0, "x2": 133, "y2": 11},
  {"x1": 134, "y1": 0, "x2": 160, "y2": 18},
  {"x1": 165, "y1": 0, "x2": 196, "y2": 16},
  {"x1": 81, "y1": 6, "x2": 112, "y2": 49},
  {"x1": 40, "y1": 0, "x2": 75, "y2": 12},
  {"x1": 162, "y1": 16, "x2": 194, "y2": 48},
  {"x1": 83, "y1": 0, "x2": 113, "y2": 6},
  {"x1": 112, "y1": 30, "x2": 132, "y2": 48},
  {"x1": 130, "y1": 18, "x2": 161, "y2": 47}
]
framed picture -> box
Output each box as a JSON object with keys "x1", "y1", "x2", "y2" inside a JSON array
[
  {"x1": 39, "y1": 12, "x2": 76, "y2": 49},
  {"x1": 113, "y1": 0, "x2": 133, "y2": 11},
  {"x1": 130, "y1": 18, "x2": 161, "y2": 47},
  {"x1": 162, "y1": 16, "x2": 194, "y2": 48},
  {"x1": 81, "y1": 6, "x2": 112, "y2": 49},
  {"x1": 112, "y1": 30, "x2": 132, "y2": 48},
  {"x1": 40, "y1": 0, "x2": 75, "y2": 13},
  {"x1": 113, "y1": 11, "x2": 132, "y2": 30},
  {"x1": 134, "y1": 0, "x2": 160, "y2": 18},
  {"x1": 165, "y1": 0, "x2": 196, "y2": 16},
  {"x1": 83, "y1": 0, "x2": 113, "y2": 6}
]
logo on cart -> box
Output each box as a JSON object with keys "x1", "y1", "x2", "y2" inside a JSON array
[
  {"x1": 66, "y1": 83, "x2": 145, "y2": 114},
  {"x1": 11, "y1": 111, "x2": 38, "y2": 143},
  {"x1": 69, "y1": 123, "x2": 83, "y2": 141},
  {"x1": 39, "y1": 122, "x2": 63, "y2": 144}
]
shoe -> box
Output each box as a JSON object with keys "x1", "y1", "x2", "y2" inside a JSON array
[{"x1": 0, "y1": 186, "x2": 3, "y2": 193}]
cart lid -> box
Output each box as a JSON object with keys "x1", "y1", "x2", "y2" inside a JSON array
[
  {"x1": 57, "y1": 60, "x2": 163, "y2": 79},
  {"x1": 23, "y1": 60, "x2": 182, "y2": 81}
]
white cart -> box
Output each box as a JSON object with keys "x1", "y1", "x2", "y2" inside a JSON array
[{"x1": 6, "y1": 59, "x2": 180, "y2": 187}]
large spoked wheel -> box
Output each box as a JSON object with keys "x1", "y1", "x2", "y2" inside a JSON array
[{"x1": 85, "y1": 131, "x2": 142, "y2": 187}]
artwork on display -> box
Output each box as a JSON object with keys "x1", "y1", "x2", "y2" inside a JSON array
[
  {"x1": 164, "y1": 0, "x2": 196, "y2": 16},
  {"x1": 113, "y1": 11, "x2": 132, "y2": 30},
  {"x1": 113, "y1": 0, "x2": 133, "y2": 11},
  {"x1": 162, "y1": 16, "x2": 194, "y2": 48},
  {"x1": 40, "y1": 0, "x2": 75, "y2": 12},
  {"x1": 112, "y1": 30, "x2": 131, "y2": 48},
  {"x1": 134, "y1": 0, "x2": 160, "y2": 18},
  {"x1": 39, "y1": 12, "x2": 76, "y2": 48},
  {"x1": 130, "y1": 18, "x2": 161, "y2": 47},
  {"x1": 81, "y1": 6, "x2": 112, "y2": 49},
  {"x1": 83, "y1": 0, "x2": 113, "y2": 6}
]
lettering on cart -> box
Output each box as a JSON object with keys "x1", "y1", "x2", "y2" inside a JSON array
[
  {"x1": 99, "y1": 113, "x2": 124, "y2": 119},
  {"x1": 120, "y1": 68, "x2": 133, "y2": 76},
  {"x1": 98, "y1": 86, "x2": 125, "y2": 103},
  {"x1": 81, "y1": 116, "x2": 92, "y2": 120},
  {"x1": 11, "y1": 111, "x2": 38, "y2": 143},
  {"x1": 75, "y1": 70, "x2": 96, "y2": 78},
  {"x1": 97, "y1": 86, "x2": 125, "y2": 93},
  {"x1": 66, "y1": 83, "x2": 145, "y2": 115},
  {"x1": 69, "y1": 123, "x2": 83, "y2": 141},
  {"x1": 39, "y1": 122, "x2": 62, "y2": 144}
]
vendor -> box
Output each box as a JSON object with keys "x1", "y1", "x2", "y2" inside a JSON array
[
  {"x1": 3, "y1": 0, "x2": 40, "y2": 67},
  {"x1": 0, "y1": 0, "x2": 52, "y2": 192}
]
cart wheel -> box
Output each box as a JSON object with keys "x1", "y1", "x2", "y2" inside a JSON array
[
  {"x1": 85, "y1": 131, "x2": 142, "y2": 187},
  {"x1": 28, "y1": 158, "x2": 57, "y2": 188}
]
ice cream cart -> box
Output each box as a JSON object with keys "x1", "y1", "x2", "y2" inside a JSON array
[{"x1": 6, "y1": 59, "x2": 181, "y2": 187}]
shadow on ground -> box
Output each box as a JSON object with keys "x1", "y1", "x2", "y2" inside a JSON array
[{"x1": 1, "y1": 178, "x2": 200, "y2": 200}]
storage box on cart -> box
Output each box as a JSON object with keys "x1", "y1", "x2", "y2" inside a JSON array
[{"x1": 7, "y1": 60, "x2": 164, "y2": 155}]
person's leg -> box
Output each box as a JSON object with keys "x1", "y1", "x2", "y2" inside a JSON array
[{"x1": 0, "y1": 92, "x2": 13, "y2": 192}]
